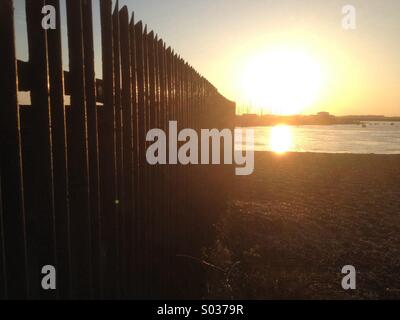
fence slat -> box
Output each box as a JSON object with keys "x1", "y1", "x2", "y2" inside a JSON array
[
  {"x1": 146, "y1": 30, "x2": 156, "y2": 296},
  {"x1": 164, "y1": 46, "x2": 173, "y2": 293},
  {"x1": 82, "y1": 0, "x2": 102, "y2": 299},
  {"x1": 129, "y1": 15, "x2": 140, "y2": 298},
  {"x1": 99, "y1": 0, "x2": 118, "y2": 299},
  {"x1": 112, "y1": 2, "x2": 123, "y2": 297},
  {"x1": 24, "y1": 0, "x2": 57, "y2": 299},
  {"x1": 0, "y1": 172, "x2": 4, "y2": 299},
  {"x1": 46, "y1": 0, "x2": 72, "y2": 300},
  {"x1": 0, "y1": 0, "x2": 29, "y2": 299},
  {"x1": 66, "y1": 0, "x2": 93, "y2": 299},
  {"x1": 134, "y1": 20, "x2": 146, "y2": 296},
  {"x1": 142, "y1": 27, "x2": 153, "y2": 297},
  {"x1": 119, "y1": 6, "x2": 134, "y2": 298}
]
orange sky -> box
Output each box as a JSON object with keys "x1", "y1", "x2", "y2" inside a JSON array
[{"x1": 14, "y1": 0, "x2": 400, "y2": 116}]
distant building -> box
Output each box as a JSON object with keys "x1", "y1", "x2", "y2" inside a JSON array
[{"x1": 317, "y1": 112, "x2": 331, "y2": 117}]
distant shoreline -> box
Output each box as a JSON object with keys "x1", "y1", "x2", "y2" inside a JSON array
[
  {"x1": 252, "y1": 150, "x2": 400, "y2": 156},
  {"x1": 236, "y1": 113, "x2": 400, "y2": 127},
  {"x1": 235, "y1": 121, "x2": 400, "y2": 128}
]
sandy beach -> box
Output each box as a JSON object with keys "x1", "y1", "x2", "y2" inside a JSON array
[{"x1": 204, "y1": 152, "x2": 400, "y2": 299}]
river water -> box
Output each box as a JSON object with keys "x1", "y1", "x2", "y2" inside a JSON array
[{"x1": 236, "y1": 122, "x2": 400, "y2": 154}]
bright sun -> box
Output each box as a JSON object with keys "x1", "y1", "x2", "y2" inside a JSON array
[
  {"x1": 241, "y1": 47, "x2": 324, "y2": 115},
  {"x1": 270, "y1": 125, "x2": 293, "y2": 154}
]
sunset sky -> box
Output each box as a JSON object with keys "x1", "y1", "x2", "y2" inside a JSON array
[{"x1": 14, "y1": 0, "x2": 400, "y2": 116}]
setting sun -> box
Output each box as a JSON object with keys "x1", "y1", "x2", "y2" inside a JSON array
[
  {"x1": 270, "y1": 125, "x2": 293, "y2": 153},
  {"x1": 241, "y1": 47, "x2": 325, "y2": 115}
]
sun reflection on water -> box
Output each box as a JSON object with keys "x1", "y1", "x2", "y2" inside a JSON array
[{"x1": 270, "y1": 125, "x2": 293, "y2": 154}]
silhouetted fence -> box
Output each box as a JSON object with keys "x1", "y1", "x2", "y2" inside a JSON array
[{"x1": 0, "y1": 0, "x2": 235, "y2": 299}]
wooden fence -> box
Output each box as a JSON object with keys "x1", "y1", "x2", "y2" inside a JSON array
[{"x1": 0, "y1": 0, "x2": 235, "y2": 299}]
